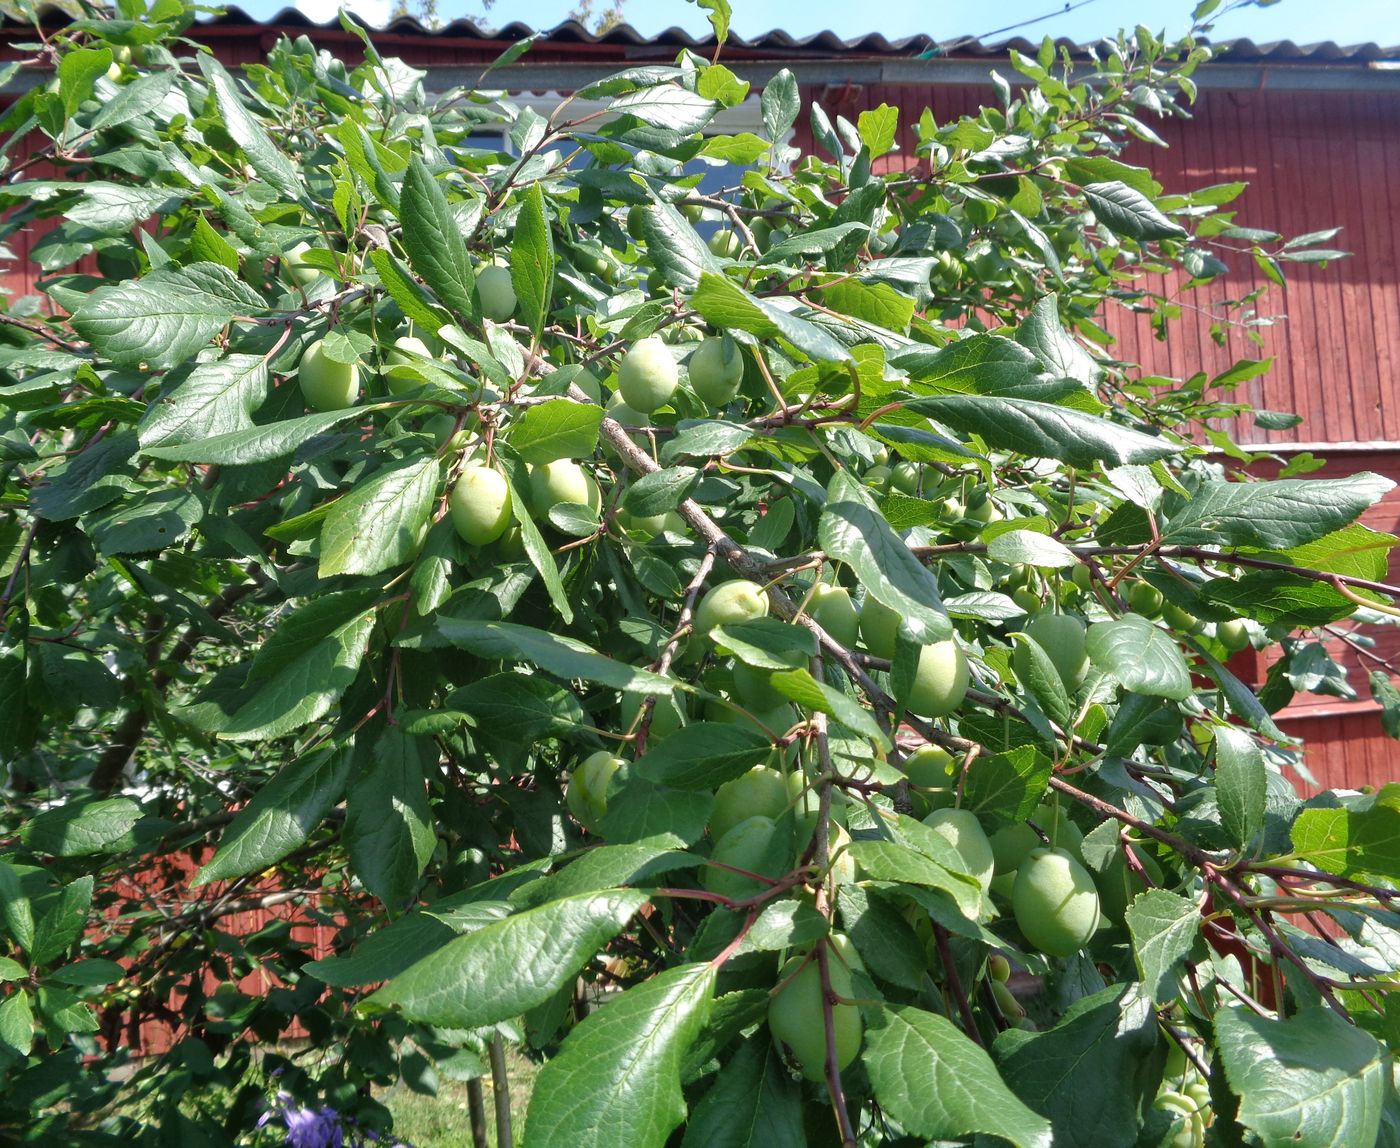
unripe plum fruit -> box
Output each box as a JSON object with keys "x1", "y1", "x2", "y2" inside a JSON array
[
  {"x1": 710, "y1": 766, "x2": 789, "y2": 843},
  {"x1": 283, "y1": 240, "x2": 322, "y2": 287},
  {"x1": 1012, "y1": 847, "x2": 1101, "y2": 957},
  {"x1": 858, "y1": 595, "x2": 901, "y2": 659},
  {"x1": 730, "y1": 661, "x2": 790, "y2": 710},
  {"x1": 565, "y1": 751, "x2": 623, "y2": 833},
  {"x1": 298, "y1": 339, "x2": 359, "y2": 411},
  {"x1": 1015, "y1": 613, "x2": 1089, "y2": 693},
  {"x1": 922, "y1": 808, "x2": 995, "y2": 894},
  {"x1": 707, "y1": 228, "x2": 741, "y2": 258},
  {"x1": 621, "y1": 689, "x2": 686, "y2": 743},
  {"x1": 768, "y1": 946, "x2": 862, "y2": 1081},
  {"x1": 1216, "y1": 618, "x2": 1250, "y2": 652},
  {"x1": 617, "y1": 336, "x2": 679, "y2": 414},
  {"x1": 448, "y1": 464, "x2": 513, "y2": 545},
  {"x1": 702, "y1": 814, "x2": 786, "y2": 898},
  {"x1": 476, "y1": 264, "x2": 517, "y2": 322},
  {"x1": 1128, "y1": 580, "x2": 1164, "y2": 618},
  {"x1": 808, "y1": 584, "x2": 859, "y2": 649},
  {"x1": 906, "y1": 640, "x2": 970, "y2": 718},
  {"x1": 385, "y1": 335, "x2": 433, "y2": 395},
  {"x1": 694, "y1": 580, "x2": 769, "y2": 638},
  {"x1": 529, "y1": 459, "x2": 601, "y2": 517},
  {"x1": 688, "y1": 336, "x2": 745, "y2": 406}
]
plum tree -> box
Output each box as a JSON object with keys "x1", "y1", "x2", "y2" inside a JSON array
[{"x1": 11, "y1": 13, "x2": 1398, "y2": 1148}]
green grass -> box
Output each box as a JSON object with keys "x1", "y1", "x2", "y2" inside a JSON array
[{"x1": 380, "y1": 1048, "x2": 537, "y2": 1148}]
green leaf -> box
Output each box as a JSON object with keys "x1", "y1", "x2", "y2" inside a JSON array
[
  {"x1": 768, "y1": 667, "x2": 891, "y2": 750},
  {"x1": 622, "y1": 466, "x2": 700, "y2": 516},
  {"x1": 1086, "y1": 616, "x2": 1191, "y2": 700},
  {"x1": 690, "y1": 272, "x2": 852, "y2": 364},
  {"x1": 141, "y1": 407, "x2": 376, "y2": 465},
  {"x1": 690, "y1": 0, "x2": 732, "y2": 46},
  {"x1": 608, "y1": 86, "x2": 719, "y2": 133},
  {"x1": 511, "y1": 183, "x2": 554, "y2": 336},
  {"x1": 709, "y1": 618, "x2": 815, "y2": 671},
  {"x1": 65, "y1": 183, "x2": 184, "y2": 234},
  {"x1": 194, "y1": 746, "x2": 354, "y2": 886},
  {"x1": 59, "y1": 47, "x2": 111, "y2": 122},
  {"x1": 640, "y1": 200, "x2": 719, "y2": 291},
  {"x1": 1191, "y1": 642, "x2": 1286, "y2": 741},
  {"x1": 1102, "y1": 693, "x2": 1182, "y2": 758},
  {"x1": 447, "y1": 671, "x2": 587, "y2": 741},
  {"x1": 962, "y1": 745, "x2": 1052, "y2": 829},
  {"x1": 364, "y1": 889, "x2": 647, "y2": 1026},
  {"x1": 761, "y1": 69, "x2": 800, "y2": 142},
  {"x1": 890, "y1": 334, "x2": 1042, "y2": 395},
  {"x1": 0, "y1": 863, "x2": 35, "y2": 955},
  {"x1": 496, "y1": 446, "x2": 574, "y2": 624},
  {"x1": 346, "y1": 726, "x2": 436, "y2": 911},
  {"x1": 87, "y1": 488, "x2": 204, "y2": 556},
  {"x1": 369, "y1": 249, "x2": 450, "y2": 332},
  {"x1": 634, "y1": 722, "x2": 773, "y2": 790},
  {"x1": 71, "y1": 262, "x2": 266, "y2": 371},
  {"x1": 1162, "y1": 474, "x2": 1393, "y2": 550},
  {"x1": 905, "y1": 394, "x2": 1177, "y2": 468},
  {"x1": 20, "y1": 797, "x2": 141, "y2": 856},
  {"x1": 993, "y1": 984, "x2": 1160, "y2": 1148},
  {"x1": 30, "y1": 875, "x2": 93, "y2": 965},
  {"x1": 400, "y1": 157, "x2": 478, "y2": 324},
  {"x1": 1009, "y1": 633, "x2": 1074, "y2": 730},
  {"x1": 213, "y1": 610, "x2": 376, "y2": 741},
  {"x1": 1016, "y1": 293, "x2": 1100, "y2": 386},
  {"x1": 1082, "y1": 181, "x2": 1186, "y2": 241},
  {"x1": 1200, "y1": 572, "x2": 1353, "y2": 628},
  {"x1": 1124, "y1": 889, "x2": 1199, "y2": 1004},
  {"x1": 318, "y1": 456, "x2": 439, "y2": 578},
  {"x1": 681, "y1": 1036, "x2": 803, "y2": 1148},
  {"x1": 524, "y1": 962, "x2": 715, "y2": 1148},
  {"x1": 1215, "y1": 1006, "x2": 1386, "y2": 1148},
  {"x1": 438, "y1": 619, "x2": 678, "y2": 695},
  {"x1": 0, "y1": 991, "x2": 33, "y2": 1057},
  {"x1": 599, "y1": 776, "x2": 714, "y2": 846},
  {"x1": 519, "y1": 838, "x2": 693, "y2": 906},
  {"x1": 1273, "y1": 524, "x2": 1397, "y2": 583},
  {"x1": 1214, "y1": 725, "x2": 1266, "y2": 850},
  {"x1": 90, "y1": 68, "x2": 175, "y2": 132},
  {"x1": 508, "y1": 399, "x2": 603, "y2": 465},
  {"x1": 847, "y1": 840, "x2": 980, "y2": 919},
  {"x1": 819, "y1": 472, "x2": 950, "y2": 645},
  {"x1": 835, "y1": 885, "x2": 925, "y2": 990},
  {"x1": 198, "y1": 54, "x2": 303, "y2": 202},
  {"x1": 856, "y1": 103, "x2": 900, "y2": 158},
  {"x1": 1291, "y1": 783, "x2": 1400, "y2": 880},
  {"x1": 865, "y1": 1004, "x2": 1052, "y2": 1148},
  {"x1": 987, "y1": 529, "x2": 1079, "y2": 569}
]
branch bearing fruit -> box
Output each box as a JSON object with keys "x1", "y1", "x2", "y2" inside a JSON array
[
  {"x1": 768, "y1": 943, "x2": 862, "y2": 1081},
  {"x1": 565, "y1": 751, "x2": 623, "y2": 833},
  {"x1": 476, "y1": 264, "x2": 517, "y2": 322},
  {"x1": 694, "y1": 580, "x2": 769, "y2": 638},
  {"x1": 1011, "y1": 847, "x2": 1101, "y2": 957},
  {"x1": 906, "y1": 640, "x2": 970, "y2": 718},
  {"x1": 710, "y1": 766, "x2": 789, "y2": 843},
  {"x1": 1017, "y1": 613, "x2": 1089, "y2": 693},
  {"x1": 922, "y1": 808, "x2": 995, "y2": 894},
  {"x1": 617, "y1": 336, "x2": 679, "y2": 414},
  {"x1": 298, "y1": 339, "x2": 360, "y2": 411},
  {"x1": 688, "y1": 336, "x2": 745, "y2": 406},
  {"x1": 448, "y1": 464, "x2": 513, "y2": 546}
]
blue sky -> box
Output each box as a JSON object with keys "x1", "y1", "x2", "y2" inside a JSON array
[{"x1": 263, "y1": 0, "x2": 1400, "y2": 48}]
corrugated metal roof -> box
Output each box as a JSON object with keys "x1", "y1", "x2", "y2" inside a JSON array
[
  {"x1": 203, "y1": 8, "x2": 1400, "y2": 63},
  {"x1": 10, "y1": 5, "x2": 1399, "y2": 63}
]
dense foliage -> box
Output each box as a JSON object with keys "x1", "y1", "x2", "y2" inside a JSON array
[{"x1": 1, "y1": 0, "x2": 1399, "y2": 1144}]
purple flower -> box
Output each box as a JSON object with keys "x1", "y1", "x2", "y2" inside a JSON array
[{"x1": 281, "y1": 1105, "x2": 344, "y2": 1148}]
